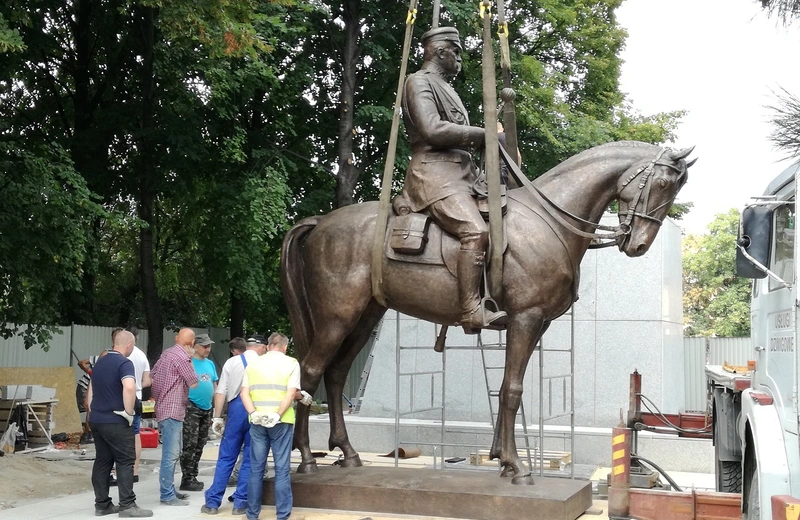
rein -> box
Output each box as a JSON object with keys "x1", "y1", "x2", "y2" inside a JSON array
[{"x1": 499, "y1": 146, "x2": 678, "y2": 248}]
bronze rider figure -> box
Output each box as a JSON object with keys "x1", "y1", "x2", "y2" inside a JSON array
[{"x1": 401, "y1": 26, "x2": 507, "y2": 331}]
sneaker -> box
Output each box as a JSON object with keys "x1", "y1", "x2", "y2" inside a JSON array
[
  {"x1": 119, "y1": 504, "x2": 154, "y2": 518},
  {"x1": 200, "y1": 505, "x2": 219, "y2": 515},
  {"x1": 232, "y1": 507, "x2": 246, "y2": 515},
  {"x1": 160, "y1": 498, "x2": 189, "y2": 506},
  {"x1": 95, "y1": 504, "x2": 120, "y2": 516},
  {"x1": 179, "y1": 478, "x2": 204, "y2": 491},
  {"x1": 80, "y1": 432, "x2": 94, "y2": 444},
  {"x1": 175, "y1": 491, "x2": 189, "y2": 500}
]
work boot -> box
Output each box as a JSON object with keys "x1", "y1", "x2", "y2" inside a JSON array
[
  {"x1": 80, "y1": 431, "x2": 94, "y2": 444},
  {"x1": 227, "y1": 467, "x2": 239, "y2": 487},
  {"x1": 200, "y1": 505, "x2": 219, "y2": 515},
  {"x1": 232, "y1": 507, "x2": 246, "y2": 515},
  {"x1": 95, "y1": 504, "x2": 120, "y2": 516},
  {"x1": 119, "y1": 504, "x2": 154, "y2": 518},
  {"x1": 160, "y1": 498, "x2": 189, "y2": 506},
  {"x1": 457, "y1": 246, "x2": 507, "y2": 333},
  {"x1": 180, "y1": 478, "x2": 204, "y2": 491}
]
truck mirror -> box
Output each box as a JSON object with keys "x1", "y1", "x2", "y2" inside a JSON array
[{"x1": 736, "y1": 206, "x2": 773, "y2": 279}]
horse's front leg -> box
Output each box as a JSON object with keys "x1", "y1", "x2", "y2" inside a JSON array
[{"x1": 490, "y1": 311, "x2": 546, "y2": 484}]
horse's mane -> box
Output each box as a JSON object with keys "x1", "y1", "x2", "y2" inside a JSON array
[{"x1": 541, "y1": 141, "x2": 660, "y2": 179}]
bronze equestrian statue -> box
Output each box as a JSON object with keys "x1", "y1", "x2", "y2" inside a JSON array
[{"x1": 281, "y1": 27, "x2": 695, "y2": 482}]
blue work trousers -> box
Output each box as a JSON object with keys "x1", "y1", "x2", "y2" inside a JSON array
[
  {"x1": 247, "y1": 422, "x2": 293, "y2": 520},
  {"x1": 204, "y1": 396, "x2": 251, "y2": 509},
  {"x1": 157, "y1": 418, "x2": 183, "y2": 502}
]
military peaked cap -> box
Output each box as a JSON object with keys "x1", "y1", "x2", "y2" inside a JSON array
[{"x1": 420, "y1": 27, "x2": 462, "y2": 48}]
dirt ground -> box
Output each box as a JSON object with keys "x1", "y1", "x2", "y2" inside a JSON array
[{"x1": 0, "y1": 450, "x2": 95, "y2": 509}]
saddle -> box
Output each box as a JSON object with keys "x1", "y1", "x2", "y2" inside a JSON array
[{"x1": 385, "y1": 195, "x2": 506, "y2": 277}]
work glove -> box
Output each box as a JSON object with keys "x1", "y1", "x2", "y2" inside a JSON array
[
  {"x1": 211, "y1": 417, "x2": 225, "y2": 436},
  {"x1": 261, "y1": 412, "x2": 281, "y2": 428},
  {"x1": 113, "y1": 410, "x2": 134, "y2": 427},
  {"x1": 249, "y1": 411, "x2": 265, "y2": 425},
  {"x1": 299, "y1": 390, "x2": 313, "y2": 406}
]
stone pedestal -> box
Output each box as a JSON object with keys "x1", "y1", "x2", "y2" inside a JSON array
[{"x1": 262, "y1": 466, "x2": 592, "y2": 520}]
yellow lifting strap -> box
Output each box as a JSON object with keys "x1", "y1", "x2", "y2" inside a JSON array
[
  {"x1": 370, "y1": 0, "x2": 419, "y2": 307},
  {"x1": 478, "y1": 0, "x2": 505, "y2": 299}
]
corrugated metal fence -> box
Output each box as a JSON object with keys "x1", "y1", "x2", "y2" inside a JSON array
[
  {"x1": 684, "y1": 336, "x2": 752, "y2": 411},
  {"x1": 0, "y1": 324, "x2": 231, "y2": 385}
]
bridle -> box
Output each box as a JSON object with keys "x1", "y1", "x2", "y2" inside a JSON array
[{"x1": 500, "y1": 146, "x2": 686, "y2": 249}]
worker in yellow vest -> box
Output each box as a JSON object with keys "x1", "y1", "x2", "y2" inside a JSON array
[{"x1": 239, "y1": 332, "x2": 312, "y2": 520}]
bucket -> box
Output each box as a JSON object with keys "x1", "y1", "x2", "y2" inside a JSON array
[{"x1": 140, "y1": 427, "x2": 159, "y2": 448}]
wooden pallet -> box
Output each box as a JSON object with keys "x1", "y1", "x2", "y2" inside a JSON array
[
  {"x1": 0, "y1": 399, "x2": 57, "y2": 448},
  {"x1": 469, "y1": 449, "x2": 572, "y2": 469}
]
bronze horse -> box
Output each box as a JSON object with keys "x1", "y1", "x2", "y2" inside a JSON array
[{"x1": 281, "y1": 141, "x2": 694, "y2": 481}]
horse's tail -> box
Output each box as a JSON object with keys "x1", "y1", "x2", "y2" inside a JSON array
[{"x1": 280, "y1": 216, "x2": 319, "y2": 361}]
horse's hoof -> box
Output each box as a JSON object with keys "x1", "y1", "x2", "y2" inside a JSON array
[
  {"x1": 512, "y1": 474, "x2": 535, "y2": 486},
  {"x1": 499, "y1": 465, "x2": 515, "y2": 478},
  {"x1": 336, "y1": 455, "x2": 363, "y2": 468},
  {"x1": 296, "y1": 460, "x2": 319, "y2": 474}
]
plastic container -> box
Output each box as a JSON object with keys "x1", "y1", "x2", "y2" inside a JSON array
[{"x1": 140, "y1": 427, "x2": 159, "y2": 448}]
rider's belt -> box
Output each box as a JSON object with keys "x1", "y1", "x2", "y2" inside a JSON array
[{"x1": 390, "y1": 213, "x2": 432, "y2": 255}]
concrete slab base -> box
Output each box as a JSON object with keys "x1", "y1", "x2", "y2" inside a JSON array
[{"x1": 262, "y1": 466, "x2": 593, "y2": 520}]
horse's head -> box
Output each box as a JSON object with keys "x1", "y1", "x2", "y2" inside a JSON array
[{"x1": 616, "y1": 146, "x2": 695, "y2": 256}]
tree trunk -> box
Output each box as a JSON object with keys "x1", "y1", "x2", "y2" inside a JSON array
[
  {"x1": 334, "y1": 0, "x2": 362, "y2": 208},
  {"x1": 137, "y1": 6, "x2": 164, "y2": 366},
  {"x1": 230, "y1": 293, "x2": 245, "y2": 339}
]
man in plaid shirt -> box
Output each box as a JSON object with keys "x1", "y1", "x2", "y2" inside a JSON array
[{"x1": 151, "y1": 328, "x2": 199, "y2": 506}]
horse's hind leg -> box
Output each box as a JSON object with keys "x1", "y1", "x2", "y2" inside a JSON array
[
  {"x1": 295, "y1": 324, "x2": 353, "y2": 474},
  {"x1": 324, "y1": 302, "x2": 387, "y2": 467}
]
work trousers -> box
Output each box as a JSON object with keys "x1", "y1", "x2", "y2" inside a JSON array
[
  {"x1": 247, "y1": 422, "x2": 294, "y2": 520},
  {"x1": 180, "y1": 401, "x2": 212, "y2": 482},
  {"x1": 204, "y1": 396, "x2": 251, "y2": 509},
  {"x1": 91, "y1": 421, "x2": 136, "y2": 510}
]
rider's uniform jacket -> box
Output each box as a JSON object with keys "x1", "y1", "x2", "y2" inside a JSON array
[{"x1": 402, "y1": 66, "x2": 484, "y2": 212}]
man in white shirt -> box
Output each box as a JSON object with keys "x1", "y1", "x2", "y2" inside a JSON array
[
  {"x1": 201, "y1": 336, "x2": 265, "y2": 515},
  {"x1": 124, "y1": 327, "x2": 151, "y2": 483}
]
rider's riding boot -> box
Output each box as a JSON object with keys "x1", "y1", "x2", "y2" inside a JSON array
[{"x1": 458, "y1": 244, "x2": 507, "y2": 332}]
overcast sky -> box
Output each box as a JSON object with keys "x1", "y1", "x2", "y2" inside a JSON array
[{"x1": 616, "y1": 0, "x2": 800, "y2": 234}]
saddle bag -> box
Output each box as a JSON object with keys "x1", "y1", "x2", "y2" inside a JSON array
[{"x1": 390, "y1": 213, "x2": 431, "y2": 255}]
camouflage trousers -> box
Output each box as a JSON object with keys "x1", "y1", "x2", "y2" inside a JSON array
[{"x1": 180, "y1": 401, "x2": 212, "y2": 482}]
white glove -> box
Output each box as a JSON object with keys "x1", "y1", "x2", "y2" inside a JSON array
[
  {"x1": 250, "y1": 411, "x2": 265, "y2": 425},
  {"x1": 113, "y1": 410, "x2": 134, "y2": 427},
  {"x1": 261, "y1": 412, "x2": 281, "y2": 428},
  {"x1": 211, "y1": 417, "x2": 225, "y2": 436},
  {"x1": 299, "y1": 390, "x2": 313, "y2": 406}
]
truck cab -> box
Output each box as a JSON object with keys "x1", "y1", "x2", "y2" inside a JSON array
[{"x1": 733, "y1": 160, "x2": 800, "y2": 519}]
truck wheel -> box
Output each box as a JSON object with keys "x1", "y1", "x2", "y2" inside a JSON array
[
  {"x1": 743, "y1": 464, "x2": 760, "y2": 520},
  {"x1": 718, "y1": 460, "x2": 742, "y2": 493},
  {"x1": 714, "y1": 428, "x2": 742, "y2": 492}
]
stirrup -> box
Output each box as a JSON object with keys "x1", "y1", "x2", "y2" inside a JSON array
[{"x1": 461, "y1": 298, "x2": 508, "y2": 334}]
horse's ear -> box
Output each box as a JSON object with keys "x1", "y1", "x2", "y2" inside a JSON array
[
  {"x1": 669, "y1": 146, "x2": 695, "y2": 161},
  {"x1": 686, "y1": 157, "x2": 698, "y2": 168}
]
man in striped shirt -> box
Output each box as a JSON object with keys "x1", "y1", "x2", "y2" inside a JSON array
[{"x1": 151, "y1": 328, "x2": 199, "y2": 506}]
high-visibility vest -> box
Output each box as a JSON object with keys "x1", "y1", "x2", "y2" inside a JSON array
[{"x1": 246, "y1": 352, "x2": 298, "y2": 424}]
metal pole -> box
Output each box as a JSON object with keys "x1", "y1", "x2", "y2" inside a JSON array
[
  {"x1": 608, "y1": 426, "x2": 632, "y2": 519},
  {"x1": 395, "y1": 312, "x2": 401, "y2": 467},
  {"x1": 479, "y1": 1, "x2": 504, "y2": 299}
]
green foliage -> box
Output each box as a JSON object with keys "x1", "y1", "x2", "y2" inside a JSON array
[
  {"x1": 683, "y1": 209, "x2": 751, "y2": 337},
  {"x1": 0, "y1": 0, "x2": 691, "y2": 349},
  {"x1": 0, "y1": 139, "x2": 103, "y2": 347}
]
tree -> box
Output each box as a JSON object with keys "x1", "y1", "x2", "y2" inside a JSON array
[
  {"x1": 761, "y1": 0, "x2": 800, "y2": 25},
  {"x1": 683, "y1": 209, "x2": 751, "y2": 337},
  {"x1": 769, "y1": 88, "x2": 800, "y2": 159}
]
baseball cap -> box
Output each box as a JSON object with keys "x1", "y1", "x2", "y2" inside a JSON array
[
  {"x1": 246, "y1": 334, "x2": 266, "y2": 345},
  {"x1": 195, "y1": 333, "x2": 215, "y2": 346}
]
